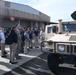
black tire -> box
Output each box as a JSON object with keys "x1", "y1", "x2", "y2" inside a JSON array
[{"x1": 47, "y1": 53, "x2": 60, "y2": 75}]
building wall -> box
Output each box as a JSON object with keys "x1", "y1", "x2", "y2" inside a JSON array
[
  {"x1": 0, "y1": 1, "x2": 50, "y2": 22},
  {"x1": 1, "y1": 1, "x2": 40, "y2": 15},
  {"x1": 0, "y1": 0, "x2": 5, "y2": 7},
  {"x1": 0, "y1": 18, "x2": 18, "y2": 27},
  {"x1": 0, "y1": 0, "x2": 50, "y2": 29},
  {"x1": 20, "y1": 20, "x2": 31, "y2": 28},
  {"x1": 10, "y1": 2, "x2": 39, "y2": 15},
  {"x1": 0, "y1": 17, "x2": 46, "y2": 30}
]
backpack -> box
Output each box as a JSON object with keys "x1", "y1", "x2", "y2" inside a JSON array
[
  {"x1": 24, "y1": 32, "x2": 30, "y2": 40},
  {"x1": 0, "y1": 33, "x2": 1, "y2": 42},
  {"x1": 5, "y1": 28, "x2": 13, "y2": 45}
]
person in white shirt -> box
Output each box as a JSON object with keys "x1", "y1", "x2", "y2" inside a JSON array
[
  {"x1": 40, "y1": 28, "x2": 45, "y2": 47},
  {"x1": 24, "y1": 27, "x2": 30, "y2": 54}
]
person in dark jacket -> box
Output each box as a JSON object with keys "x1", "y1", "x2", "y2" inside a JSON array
[
  {"x1": 5, "y1": 28, "x2": 13, "y2": 45},
  {"x1": 34, "y1": 27, "x2": 39, "y2": 48},
  {"x1": 9, "y1": 26, "x2": 18, "y2": 64},
  {"x1": 29, "y1": 28, "x2": 34, "y2": 49},
  {"x1": 5, "y1": 27, "x2": 18, "y2": 64}
]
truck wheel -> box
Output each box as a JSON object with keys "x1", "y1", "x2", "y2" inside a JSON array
[{"x1": 47, "y1": 53, "x2": 59, "y2": 74}]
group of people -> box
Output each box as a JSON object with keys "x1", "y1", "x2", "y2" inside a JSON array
[{"x1": 0, "y1": 24, "x2": 45, "y2": 64}]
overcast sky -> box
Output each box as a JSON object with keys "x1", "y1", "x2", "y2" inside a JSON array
[{"x1": 5, "y1": 0, "x2": 76, "y2": 22}]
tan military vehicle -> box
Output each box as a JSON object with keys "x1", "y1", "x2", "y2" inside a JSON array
[{"x1": 41, "y1": 19, "x2": 76, "y2": 74}]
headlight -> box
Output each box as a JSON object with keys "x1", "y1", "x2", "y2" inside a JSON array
[{"x1": 58, "y1": 45, "x2": 65, "y2": 52}]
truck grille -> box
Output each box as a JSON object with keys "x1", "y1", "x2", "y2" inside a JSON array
[
  {"x1": 57, "y1": 44, "x2": 76, "y2": 55},
  {"x1": 41, "y1": 41, "x2": 76, "y2": 54}
]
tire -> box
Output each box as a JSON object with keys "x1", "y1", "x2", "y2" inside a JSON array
[{"x1": 47, "y1": 53, "x2": 60, "y2": 75}]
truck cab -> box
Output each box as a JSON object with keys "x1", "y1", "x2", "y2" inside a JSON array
[{"x1": 45, "y1": 19, "x2": 76, "y2": 42}]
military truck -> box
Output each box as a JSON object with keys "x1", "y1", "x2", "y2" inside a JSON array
[{"x1": 41, "y1": 18, "x2": 76, "y2": 74}]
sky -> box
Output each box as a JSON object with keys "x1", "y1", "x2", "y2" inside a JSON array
[{"x1": 5, "y1": 0, "x2": 76, "y2": 22}]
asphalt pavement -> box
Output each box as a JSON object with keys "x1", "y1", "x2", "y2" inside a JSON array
[
  {"x1": 3, "y1": 52, "x2": 76, "y2": 75},
  {"x1": 3, "y1": 53, "x2": 53, "y2": 75},
  {"x1": 0, "y1": 45, "x2": 43, "y2": 75},
  {"x1": 0, "y1": 46, "x2": 76, "y2": 75}
]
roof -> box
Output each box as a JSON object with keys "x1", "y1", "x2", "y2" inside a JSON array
[
  {"x1": 48, "y1": 22, "x2": 58, "y2": 24},
  {"x1": 62, "y1": 20, "x2": 76, "y2": 24}
]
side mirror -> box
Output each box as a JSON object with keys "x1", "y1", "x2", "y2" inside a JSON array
[{"x1": 71, "y1": 11, "x2": 76, "y2": 20}]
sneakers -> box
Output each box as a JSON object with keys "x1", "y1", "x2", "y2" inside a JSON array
[
  {"x1": 29, "y1": 47, "x2": 33, "y2": 49},
  {"x1": 35, "y1": 46, "x2": 39, "y2": 48},
  {"x1": 1, "y1": 55, "x2": 7, "y2": 58},
  {"x1": 1, "y1": 51, "x2": 7, "y2": 58},
  {"x1": 9, "y1": 61, "x2": 18, "y2": 64},
  {"x1": 24, "y1": 49, "x2": 29, "y2": 54}
]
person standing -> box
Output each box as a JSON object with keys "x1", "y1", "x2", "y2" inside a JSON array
[
  {"x1": 20, "y1": 29, "x2": 25, "y2": 53},
  {"x1": 9, "y1": 26, "x2": 18, "y2": 64},
  {"x1": 15, "y1": 24, "x2": 22, "y2": 59},
  {"x1": 5, "y1": 26, "x2": 18, "y2": 64},
  {"x1": 40, "y1": 28, "x2": 45, "y2": 47},
  {"x1": 29, "y1": 28, "x2": 34, "y2": 49},
  {"x1": 24, "y1": 27, "x2": 30, "y2": 54},
  {"x1": 34, "y1": 27, "x2": 39, "y2": 48},
  {"x1": 0, "y1": 27, "x2": 6, "y2": 57}
]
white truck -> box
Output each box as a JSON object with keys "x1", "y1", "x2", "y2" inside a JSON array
[{"x1": 41, "y1": 19, "x2": 76, "y2": 74}]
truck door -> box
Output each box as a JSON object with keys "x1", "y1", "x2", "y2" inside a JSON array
[{"x1": 45, "y1": 25, "x2": 58, "y2": 41}]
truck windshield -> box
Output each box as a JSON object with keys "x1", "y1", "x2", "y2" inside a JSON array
[{"x1": 63, "y1": 24, "x2": 76, "y2": 32}]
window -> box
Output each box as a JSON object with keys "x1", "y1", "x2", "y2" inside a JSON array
[
  {"x1": 5, "y1": 2, "x2": 10, "y2": 7},
  {"x1": 63, "y1": 24, "x2": 76, "y2": 32},
  {"x1": 47, "y1": 26, "x2": 58, "y2": 34},
  {"x1": 47, "y1": 27, "x2": 52, "y2": 33},
  {"x1": 52, "y1": 26, "x2": 58, "y2": 33}
]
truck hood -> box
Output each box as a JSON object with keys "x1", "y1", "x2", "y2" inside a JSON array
[{"x1": 47, "y1": 34, "x2": 76, "y2": 42}]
